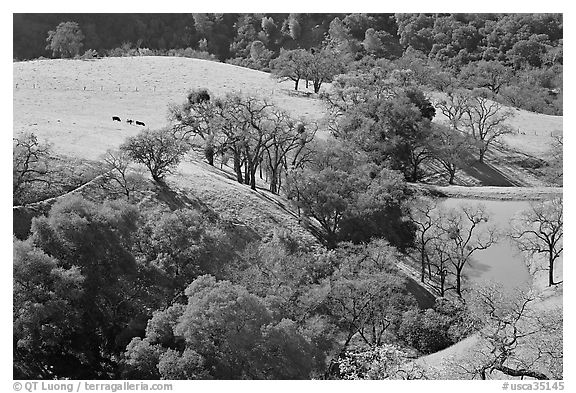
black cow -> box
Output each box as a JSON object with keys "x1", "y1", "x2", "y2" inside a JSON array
[
  {"x1": 126, "y1": 119, "x2": 134, "y2": 125},
  {"x1": 112, "y1": 116, "x2": 121, "y2": 122},
  {"x1": 135, "y1": 121, "x2": 145, "y2": 126}
]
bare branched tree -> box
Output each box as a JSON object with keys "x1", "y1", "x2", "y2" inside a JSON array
[
  {"x1": 407, "y1": 196, "x2": 441, "y2": 283},
  {"x1": 463, "y1": 93, "x2": 513, "y2": 163},
  {"x1": 168, "y1": 88, "x2": 217, "y2": 165},
  {"x1": 437, "y1": 204, "x2": 498, "y2": 297},
  {"x1": 100, "y1": 150, "x2": 146, "y2": 201},
  {"x1": 13, "y1": 132, "x2": 51, "y2": 205},
  {"x1": 455, "y1": 284, "x2": 562, "y2": 380},
  {"x1": 509, "y1": 198, "x2": 563, "y2": 286},
  {"x1": 437, "y1": 89, "x2": 513, "y2": 163}
]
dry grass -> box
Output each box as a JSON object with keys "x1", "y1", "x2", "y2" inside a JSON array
[
  {"x1": 13, "y1": 57, "x2": 330, "y2": 244},
  {"x1": 430, "y1": 91, "x2": 563, "y2": 157},
  {"x1": 13, "y1": 57, "x2": 328, "y2": 160}
]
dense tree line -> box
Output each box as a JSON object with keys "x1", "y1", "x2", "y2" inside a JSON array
[
  {"x1": 16, "y1": 14, "x2": 561, "y2": 65},
  {"x1": 13, "y1": 196, "x2": 476, "y2": 379},
  {"x1": 18, "y1": 13, "x2": 562, "y2": 114}
]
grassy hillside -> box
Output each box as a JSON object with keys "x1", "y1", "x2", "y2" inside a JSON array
[
  {"x1": 13, "y1": 57, "x2": 327, "y2": 160},
  {"x1": 13, "y1": 55, "x2": 564, "y2": 238},
  {"x1": 13, "y1": 55, "x2": 562, "y2": 381}
]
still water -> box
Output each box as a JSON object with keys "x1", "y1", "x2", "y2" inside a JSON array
[{"x1": 439, "y1": 198, "x2": 532, "y2": 291}]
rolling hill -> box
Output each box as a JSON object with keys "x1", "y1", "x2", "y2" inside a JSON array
[
  {"x1": 13, "y1": 57, "x2": 327, "y2": 160},
  {"x1": 13, "y1": 55, "x2": 563, "y2": 380}
]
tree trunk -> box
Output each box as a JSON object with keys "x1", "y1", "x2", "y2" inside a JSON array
[
  {"x1": 410, "y1": 159, "x2": 420, "y2": 182},
  {"x1": 313, "y1": 80, "x2": 321, "y2": 94},
  {"x1": 270, "y1": 171, "x2": 278, "y2": 194},
  {"x1": 250, "y1": 167, "x2": 257, "y2": 190},
  {"x1": 420, "y1": 247, "x2": 426, "y2": 283},
  {"x1": 455, "y1": 269, "x2": 462, "y2": 297},
  {"x1": 439, "y1": 272, "x2": 445, "y2": 297},
  {"x1": 479, "y1": 147, "x2": 486, "y2": 163},
  {"x1": 205, "y1": 145, "x2": 214, "y2": 166},
  {"x1": 233, "y1": 152, "x2": 243, "y2": 183},
  {"x1": 244, "y1": 160, "x2": 250, "y2": 185},
  {"x1": 294, "y1": 79, "x2": 299, "y2": 91},
  {"x1": 448, "y1": 168, "x2": 455, "y2": 184},
  {"x1": 549, "y1": 252, "x2": 555, "y2": 286}
]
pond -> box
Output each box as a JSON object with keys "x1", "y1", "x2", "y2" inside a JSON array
[{"x1": 439, "y1": 198, "x2": 532, "y2": 291}]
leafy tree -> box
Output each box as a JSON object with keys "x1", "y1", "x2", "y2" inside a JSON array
[
  {"x1": 459, "y1": 60, "x2": 513, "y2": 94},
  {"x1": 398, "y1": 308, "x2": 453, "y2": 354},
  {"x1": 46, "y1": 21, "x2": 85, "y2": 58},
  {"x1": 509, "y1": 198, "x2": 563, "y2": 286},
  {"x1": 287, "y1": 14, "x2": 302, "y2": 41},
  {"x1": 307, "y1": 46, "x2": 346, "y2": 93},
  {"x1": 120, "y1": 128, "x2": 190, "y2": 182},
  {"x1": 543, "y1": 135, "x2": 563, "y2": 185},
  {"x1": 287, "y1": 166, "x2": 356, "y2": 247},
  {"x1": 157, "y1": 348, "x2": 211, "y2": 380},
  {"x1": 261, "y1": 16, "x2": 278, "y2": 38},
  {"x1": 326, "y1": 242, "x2": 417, "y2": 352},
  {"x1": 229, "y1": 15, "x2": 259, "y2": 58},
  {"x1": 270, "y1": 49, "x2": 312, "y2": 90},
  {"x1": 13, "y1": 239, "x2": 85, "y2": 379},
  {"x1": 398, "y1": 297, "x2": 478, "y2": 354},
  {"x1": 134, "y1": 208, "x2": 232, "y2": 298},
  {"x1": 428, "y1": 124, "x2": 476, "y2": 184},
  {"x1": 338, "y1": 344, "x2": 426, "y2": 380},
  {"x1": 286, "y1": 140, "x2": 413, "y2": 249},
  {"x1": 362, "y1": 28, "x2": 384, "y2": 55},
  {"x1": 124, "y1": 275, "x2": 317, "y2": 379},
  {"x1": 507, "y1": 38, "x2": 547, "y2": 69},
  {"x1": 325, "y1": 65, "x2": 435, "y2": 181},
  {"x1": 121, "y1": 338, "x2": 164, "y2": 379},
  {"x1": 28, "y1": 196, "x2": 148, "y2": 377},
  {"x1": 394, "y1": 13, "x2": 435, "y2": 54}
]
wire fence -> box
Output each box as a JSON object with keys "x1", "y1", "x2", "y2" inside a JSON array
[{"x1": 14, "y1": 82, "x2": 161, "y2": 93}]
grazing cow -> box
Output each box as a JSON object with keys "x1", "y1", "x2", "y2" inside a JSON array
[
  {"x1": 112, "y1": 116, "x2": 121, "y2": 122},
  {"x1": 126, "y1": 119, "x2": 134, "y2": 125},
  {"x1": 135, "y1": 121, "x2": 145, "y2": 126}
]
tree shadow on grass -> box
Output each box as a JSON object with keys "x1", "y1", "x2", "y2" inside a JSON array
[
  {"x1": 153, "y1": 180, "x2": 219, "y2": 219},
  {"x1": 153, "y1": 180, "x2": 261, "y2": 250},
  {"x1": 404, "y1": 277, "x2": 437, "y2": 309},
  {"x1": 461, "y1": 160, "x2": 523, "y2": 187}
]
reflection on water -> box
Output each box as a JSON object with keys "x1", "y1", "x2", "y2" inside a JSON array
[{"x1": 439, "y1": 198, "x2": 532, "y2": 291}]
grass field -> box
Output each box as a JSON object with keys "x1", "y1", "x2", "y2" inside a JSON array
[
  {"x1": 13, "y1": 57, "x2": 333, "y2": 246},
  {"x1": 13, "y1": 57, "x2": 327, "y2": 160}
]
